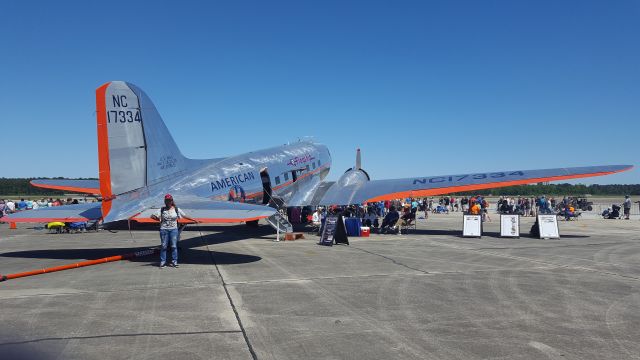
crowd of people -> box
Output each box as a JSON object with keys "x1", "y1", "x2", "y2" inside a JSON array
[{"x1": 301, "y1": 194, "x2": 637, "y2": 235}]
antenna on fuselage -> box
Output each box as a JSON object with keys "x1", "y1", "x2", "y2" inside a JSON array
[{"x1": 355, "y1": 148, "x2": 362, "y2": 170}]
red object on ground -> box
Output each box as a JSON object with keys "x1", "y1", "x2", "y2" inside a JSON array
[
  {"x1": 361, "y1": 227, "x2": 370, "y2": 237},
  {"x1": 9, "y1": 222, "x2": 16, "y2": 230}
]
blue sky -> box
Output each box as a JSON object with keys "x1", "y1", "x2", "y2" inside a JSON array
[{"x1": 1, "y1": 0, "x2": 638, "y2": 184}]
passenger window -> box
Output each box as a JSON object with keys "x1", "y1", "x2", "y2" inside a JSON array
[
  {"x1": 318, "y1": 160, "x2": 321, "y2": 167},
  {"x1": 275, "y1": 176, "x2": 280, "y2": 185},
  {"x1": 284, "y1": 172, "x2": 289, "y2": 181},
  {"x1": 305, "y1": 164, "x2": 310, "y2": 171},
  {"x1": 312, "y1": 162, "x2": 316, "y2": 169}
]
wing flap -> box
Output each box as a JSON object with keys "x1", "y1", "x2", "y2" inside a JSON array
[
  {"x1": 30, "y1": 179, "x2": 101, "y2": 195},
  {"x1": 318, "y1": 165, "x2": 633, "y2": 205}
]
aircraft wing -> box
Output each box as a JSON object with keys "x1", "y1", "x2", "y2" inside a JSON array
[
  {"x1": 30, "y1": 179, "x2": 101, "y2": 195},
  {"x1": 1, "y1": 203, "x2": 103, "y2": 223},
  {"x1": 130, "y1": 200, "x2": 277, "y2": 224},
  {"x1": 316, "y1": 165, "x2": 633, "y2": 205}
]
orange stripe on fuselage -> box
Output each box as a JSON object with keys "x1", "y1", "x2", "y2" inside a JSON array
[
  {"x1": 364, "y1": 168, "x2": 631, "y2": 202},
  {"x1": 96, "y1": 82, "x2": 112, "y2": 217},
  {"x1": 239, "y1": 163, "x2": 329, "y2": 200}
]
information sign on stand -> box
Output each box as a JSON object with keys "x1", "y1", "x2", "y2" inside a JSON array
[
  {"x1": 319, "y1": 216, "x2": 338, "y2": 246},
  {"x1": 537, "y1": 215, "x2": 560, "y2": 239},
  {"x1": 318, "y1": 215, "x2": 349, "y2": 246},
  {"x1": 462, "y1": 215, "x2": 482, "y2": 237},
  {"x1": 500, "y1": 214, "x2": 520, "y2": 238}
]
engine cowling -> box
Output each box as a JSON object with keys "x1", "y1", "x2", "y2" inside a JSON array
[{"x1": 338, "y1": 167, "x2": 370, "y2": 187}]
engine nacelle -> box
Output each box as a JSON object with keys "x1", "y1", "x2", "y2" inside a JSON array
[{"x1": 337, "y1": 167, "x2": 370, "y2": 187}]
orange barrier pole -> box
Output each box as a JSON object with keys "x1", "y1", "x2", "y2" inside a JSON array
[
  {"x1": 9, "y1": 222, "x2": 16, "y2": 230},
  {"x1": 0, "y1": 247, "x2": 158, "y2": 282}
]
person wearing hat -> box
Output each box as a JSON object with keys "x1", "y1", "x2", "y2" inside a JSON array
[
  {"x1": 150, "y1": 194, "x2": 194, "y2": 268},
  {"x1": 623, "y1": 195, "x2": 632, "y2": 220}
]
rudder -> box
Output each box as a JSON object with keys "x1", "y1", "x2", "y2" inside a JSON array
[{"x1": 96, "y1": 81, "x2": 187, "y2": 215}]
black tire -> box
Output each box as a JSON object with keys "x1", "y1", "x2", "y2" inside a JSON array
[
  {"x1": 245, "y1": 220, "x2": 259, "y2": 227},
  {"x1": 587, "y1": 205, "x2": 593, "y2": 211}
]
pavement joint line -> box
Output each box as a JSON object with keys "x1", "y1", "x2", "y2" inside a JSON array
[
  {"x1": 0, "y1": 330, "x2": 243, "y2": 347},
  {"x1": 347, "y1": 245, "x2": 430, "y2": 274},
  {"x1": 492, "y1": 251, "x2": 638, "y2": 269},
  {"x1": 198, "y1": 227, "x2": 258, "y2": 360},
  {"x1": 427, "y1": 240, "x2": 640, "y2": 282},
  {"x1": 224, "y1": 266, "x2": 560, "y2": 285},
  {"x1": 0, "y1": 283, "x2": 222, "y2": 300},
  {"x1": 473, "y1": 241, "x2": 637, "y2": 250}
]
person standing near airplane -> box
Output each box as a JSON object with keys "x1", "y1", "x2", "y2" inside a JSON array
[
  {"x1": 623, "y1": 195, "x2": 631, "y2": 220},
  {"x1": 151, "y1": 194, "x2": 195, "y2": 268}
]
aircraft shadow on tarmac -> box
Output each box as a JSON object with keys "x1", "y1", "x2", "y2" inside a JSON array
[{"x1": 0, "y1": 225, "x2": 268, "y2": 266}]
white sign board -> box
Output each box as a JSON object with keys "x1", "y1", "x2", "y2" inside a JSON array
[
  {"x1": 538, "y1": 215, "x2": 560, "y2": 239},
  {"x1": 462, "y1": 215, "x2": 482, "y2": 237},
  {"x1": 500, "y1": 214, "x2": 520, "y2": 238}
]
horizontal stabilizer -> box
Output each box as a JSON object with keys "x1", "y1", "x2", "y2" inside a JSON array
[
  {"x1": 30, "y1": 179, "x2": 100, "y2": 195},
  {"x1": 1, "y1": 203, "x2": 102, "y2": 223},
  {"x1": 131, "y1": 200, "x2": 277, "y2": 224}
]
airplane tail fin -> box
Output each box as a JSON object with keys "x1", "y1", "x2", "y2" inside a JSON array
[{"x1": 96, "y1": 81, "x2": 188, "y2": 215}]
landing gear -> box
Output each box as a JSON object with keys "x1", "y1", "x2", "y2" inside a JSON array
[{"x1": 245, "y1": 220, "x2": 259, "y2": 227}]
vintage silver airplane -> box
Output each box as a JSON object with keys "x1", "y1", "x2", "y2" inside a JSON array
[{"x1": 3, "y1": 81, "x2": 633, "y2": 231}]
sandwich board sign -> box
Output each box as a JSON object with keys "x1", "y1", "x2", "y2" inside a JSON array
[
  {"x1": 319, "y1": 216, "x2": 338, "y2": 246},
  {"x1": 537, "y1": 215, "x2": 560, "y2": 239},
  {"x1": 500, "y1": 214, "x2": 520, "y2": 238},
  {"x1": 319, "y1": 215, "x2": 349, "y2": 246},
  {"x1": 462, "y1": 215, "x2": 482, "y2": 237}
]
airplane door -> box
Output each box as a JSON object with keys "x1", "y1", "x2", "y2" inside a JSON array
[{"x1": 260, "y1": 169, "x2": 272, "y2": 205}]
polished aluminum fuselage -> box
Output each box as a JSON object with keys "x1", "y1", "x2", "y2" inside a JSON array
[{"x1": 171, "y1": 141, "x2": 331, "y2": 205}]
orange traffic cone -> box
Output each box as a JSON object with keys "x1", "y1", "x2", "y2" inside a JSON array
[{"x1": 9, "y1": 222, "x2": 17, "y2": 230}]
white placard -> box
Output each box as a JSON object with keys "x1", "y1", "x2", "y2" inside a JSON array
[
  {"x1": 538, "y1": 215, "x2": 560, "y2": 239},
  {"x1": 462, "y1": 215, "x2": 482, "y2": 237},
  {"x1": 500, "y1": 214, "x2": 520, "y2": 238}
]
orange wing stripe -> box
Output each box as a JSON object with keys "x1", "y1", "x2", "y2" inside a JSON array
[
  {"x1": 132, "y1": 216, "x2": 270, "y2": 224},
  {"x1": 30, "y1": 183, "x2": 101, "y2": 195},
  {"x1": 365, "y1": 169, "x2": 627, "y2": 202},
  {"x1": 1, "y1": 217, "x2": 90, "y2": 223}
]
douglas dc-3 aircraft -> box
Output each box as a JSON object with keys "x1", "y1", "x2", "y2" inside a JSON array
[{"x1": 3, "y1": 81, "x2": 633, "y2": 231}]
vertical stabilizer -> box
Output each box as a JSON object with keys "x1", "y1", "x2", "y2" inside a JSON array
[{"x1": 96, "y1": 81, "x2": 187, "y2": 216}]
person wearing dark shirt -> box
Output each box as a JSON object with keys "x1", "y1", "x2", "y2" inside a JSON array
[{"x1": 380, "y1": 206, "x2": 400, "y2": 233}]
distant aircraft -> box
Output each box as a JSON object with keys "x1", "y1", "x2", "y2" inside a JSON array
[{"x1": 3, "y1": 81, "x2": 633, "y2": 231}]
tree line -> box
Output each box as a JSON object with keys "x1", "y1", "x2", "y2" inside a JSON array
[
  {"x1": 454, "y1": 183, "x2": 640, "y2": 196},
  {"x1": 0, "y1": 178, "x2": 97, "y2": 196}
]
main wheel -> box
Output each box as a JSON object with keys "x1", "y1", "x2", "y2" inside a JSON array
[{"x1": 245, "y1": 220, "x2": 259, "y2": 227}]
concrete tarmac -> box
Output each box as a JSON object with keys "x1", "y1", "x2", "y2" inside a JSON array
[{"x1": 0, "y1": 214, "x2": 639, "y2": 359}]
